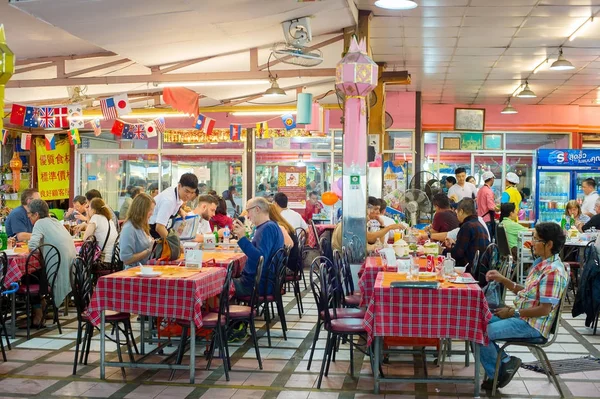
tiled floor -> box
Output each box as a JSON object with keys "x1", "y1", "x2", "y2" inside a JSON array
[{"x1": 1, "y1": 278, "x2": 600, "y2": 398}]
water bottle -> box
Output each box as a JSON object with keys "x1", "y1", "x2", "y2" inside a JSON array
[
  {"x1": 0, "y1": 225, "x2": 7, "y2": 251},
  {"x1": 223, "y1": 226, "x2": 230, "y2": 244}
]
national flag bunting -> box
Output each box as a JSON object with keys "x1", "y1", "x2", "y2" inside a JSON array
[
  {"x1": 256, "y1": 121, "x2": 269, "y2": 138},
  {"x1": 68, "y1": 105, "x2": 84, "y2": 129},
  {"x1": 44, "y1": 133, "x2": 56, "y2": 151},
  {"x1": 1, "y1": 129, "x2": 9, "y2": 145},
  {"x1": 10, "y1": 104, "x2": 26, "y2": 125},
  {"x1": 230, "y1": 124, "x2": 241, "y2": 141},
  {"x1": 20, "y1": 133, "x2": 31, "y2": 150},
  {"x1": 53, "y1": 106, "x2": 69, "y2": 128},
  {"x1": 121, "y1": 123, "x2": 132, "y2": 138},
  {"x1": 100, "y1": 97, "x2": 118, "y2": 120},
  {"x1": 281, "y1": 113, "x2": 296, "y2": 130},
  {"x1": 195, "y1": 114, "x2": 215, "y2": 135},
  {"x1": 133, "y1": 124, "x2": 146, "y2": 139},
  {"x1": 23, "y1": 106, "x2": 39, "y2": 128},
  {"x1": 91, "y1": 118, "x2": 102, "y2": 136},
  {"x1": 113, "y1": 93, "x2": 132, "y2": 117},
  {"x1": 38, "y1": 107, "x2": 55, "y2": 128},
  {"x1": 144, "y1": 121, "x2": 157, "y2": 138},
  {"x1": 69, "y1": 129, "x2": 81, "y2": 145},
  {"x1": 111, "y1": 120, "x2": 125, "y2": 136},
  {"x1": 155, "y1": 117, "x2": 166, "y2": 133}
]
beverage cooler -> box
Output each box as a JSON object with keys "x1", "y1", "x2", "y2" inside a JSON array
[{"x1": 536, "y1": 149, "x2": 600, "y2": 223}]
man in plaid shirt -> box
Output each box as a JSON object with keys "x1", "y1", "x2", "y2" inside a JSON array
[
  {"x1": 480, "y1": 222, "x2": 569, "y2": 391},
  {"x1": 446, "y1": 198, "x2": 490, "y2": 273}
]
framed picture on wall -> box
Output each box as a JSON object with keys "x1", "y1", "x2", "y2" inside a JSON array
[
  {"x1": 442, "y1": 137, "x2": 461, "y2": 150},
  {"x1": 454, "y1": 108, "x2": 485, "y2": 132},
  {"x1": 484, "y1": 134, "x2": 503, "y2": 150}
]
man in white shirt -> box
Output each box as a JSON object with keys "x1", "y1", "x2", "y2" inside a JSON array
[
  {"x1": 149, "y1": 173, "x2": 198, "y2": 239},
  {"x1": 193, "y1": 195, "x2": 219, "y2": 242},
  {"x1": 448, "y1": 167, "x2": 477, "y2": 202},
  {"x1": 581, "y1": 178, "x2": 599, "y2": 218},
  {"x1": 273, "y1": 192, "x2": 308, "y2": 231}
]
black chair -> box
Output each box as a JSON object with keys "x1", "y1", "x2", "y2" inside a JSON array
[
  {"x1": 491, "y1": 284, "x2": 569, "y2": 397},
  {"x1": 483, "y1": 210, "x2": 496, "y2": 242},
  {"x1": 286, "y1": 228, "x2": 307, "y2": 317},
  {"x1": 79, "y1": 236, "x2": 98, "y2": 269},
  {"x1": 17, "y1": 244, "x2": 62, "y2": 340},
  {"x1": 229, "y1": 256, "x2": 264, "y2": 369},
  {"x1": 339, "y1": 246, "x2": 361, "y2": 308},
  {"x1": 310, "y1": 256, "x2": 368, "y2": 388},
  {"x1": 474, "y1": 243, "x2": 501, "y2": 287},
  {"x1": 171, "y1": 262, "x2": 235, "y2": 381},
  {"x1": 0, "y1": 252, "x2": 16, "y2": 361},
  {"x1": 111, "y1": 233, "x2": 124, "y2": 273},
  {"x1": 319, "y1": 235, "x2": 333, "y2": 261},
  {"x1": 496, "y1": 224, "x2": 512, "y2": 259},
  {"x1": 295, "y1": 227, "x2": 308, "y2": 289},
  {"x1": 309, "y1": 220, "x2": 321, "y2": 251},
  {"x1": 70, "y1": 256, "x2": 137, "y2": 376}
]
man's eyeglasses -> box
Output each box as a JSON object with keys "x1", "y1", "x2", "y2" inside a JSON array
[
  {"x1": 532, "y1": 238, "x2": 546, "y2": 244},
  {"x1": 246, "y1": 206, "x2": 259, "y2": 213}
]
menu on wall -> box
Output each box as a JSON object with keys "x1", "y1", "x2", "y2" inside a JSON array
[
  {"x1": 35, "y1": 137, "x2": 70, "y2": 200},
  {"x1": 277, "y1": 165, "x2": 306, "y2": 204}
]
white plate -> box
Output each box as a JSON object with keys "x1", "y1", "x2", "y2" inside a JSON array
[
  {"x1": 135, "y1": 271, "x2": 162, "y2": 277},
  {"x1": 452, "y1": 277, "x2": 478, "y2": 284},
  {"x1": 2, "y1": 249, "x2": 17, "y2": 256}
]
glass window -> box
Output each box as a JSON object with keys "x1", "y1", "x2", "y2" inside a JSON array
[
  {"x1": 161, "y1": 129, "x2": 244, "y2": 150},
  {"x1": 82, "y1": 131, "x2": 159, "y2": 150},
  {"x1": 505, "y1": 133, "x2": 569, "y2": 150},
  {"x1": 255, "y1": 136, "x2": 332, "y2": 151}
]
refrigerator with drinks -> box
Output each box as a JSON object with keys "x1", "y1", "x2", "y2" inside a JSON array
[{"x1": 536, "y1": 149, "x2": 600, "y2": 223}]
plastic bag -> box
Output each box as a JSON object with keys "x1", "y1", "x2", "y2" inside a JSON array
[{"x1": 484, "y1": 280, "x2": 503, "y2": 309}]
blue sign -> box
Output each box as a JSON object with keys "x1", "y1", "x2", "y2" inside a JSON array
[
  {"x1": 87, "y1": 175, "x2": 97, "y2": 181},
  {"x1": 537, "y1": 149, "x2": 600, "y2": 167}
]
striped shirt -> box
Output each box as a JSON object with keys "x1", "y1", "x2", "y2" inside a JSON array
[{"x1": 514, "y1": 254, "x2": 569, "y2": 338}]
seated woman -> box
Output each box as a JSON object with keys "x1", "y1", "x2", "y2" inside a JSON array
[
  {"x1": 499, "y1": 203, "x2": 529, "y2": 258},
  {"x1": 210, "y1": 197, "x2": 234, "y2": 231},
  {"x1": 119, "y1": 193, "x2": 156, "y2": 268},
  {"x1": 83, "y1": 198, "x2": 118, "y2": 270},
  {"x1": 27, "y1": 199, "x2": 77, "y2": 327},
  {"x1": 269, "y1": 204, "x2": 299, "y2": 272},
  {"x1": 565, "y1": 200, "x2": 588, "y2": 232}
]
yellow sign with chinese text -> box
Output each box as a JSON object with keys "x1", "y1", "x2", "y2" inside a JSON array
[{"x1": 35, "y1": 137, "x2": 70, "y2": 200}]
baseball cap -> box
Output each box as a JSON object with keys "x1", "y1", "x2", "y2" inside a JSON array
[
  {"x1": 506, "y1": 172, "x2": 520, "y2": 184},
  {"x1": 482, "y1": 171, "x2": 495, "y2": 181}
]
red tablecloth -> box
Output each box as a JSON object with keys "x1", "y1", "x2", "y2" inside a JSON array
[
  {"x1": 358, "y1": 256, "x2": 395, "y2": 306},
  {"x1": 363, "y1": 272, "x2": 492, "y2": 346},
  {"x1": 87, "y1": 266, "x2": 226, "y2": 328},
  {"x1": 307, "y1": 224, "x2": 336, "y2": 248}
]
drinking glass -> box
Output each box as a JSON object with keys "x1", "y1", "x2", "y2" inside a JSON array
[{"x1": 410, "y1": 256, "x2": 420, "y2": 280}]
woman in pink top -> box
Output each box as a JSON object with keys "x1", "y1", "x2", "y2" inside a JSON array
[{"x1": 477, "y1": 171, "x2": 497, "y2": 237}]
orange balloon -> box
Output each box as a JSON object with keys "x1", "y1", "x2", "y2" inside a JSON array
[{"x1": 321, "y1": 191, "x2": 339, "y2": 206}]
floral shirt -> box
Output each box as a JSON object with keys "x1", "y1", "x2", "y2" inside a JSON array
[{"x1": 514, "y1": 254, "x2": 569, "y2": 338}]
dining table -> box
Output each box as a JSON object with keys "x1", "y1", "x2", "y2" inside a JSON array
[
  {"x1": 147, "y1": 250, "x2": 246, "y2": 276},
  {"x1": 307, "y1": 223, "x2": 336, "y2": 248},
  {"x1": 87, "y1": 265, "x2": 226, "y2": 384},
  {"x1": 363, "y1": 271, "x2": 492, "y2": 396}
]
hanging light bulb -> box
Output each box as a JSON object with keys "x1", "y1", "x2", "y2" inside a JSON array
[
  {"x1": 375, "y1": 0, "x2": 418, "y2": 10},
  {"x1": 500, "y1": 99, "x2": 518, "y2": 114},
  {"x1": 550, "y1": 48, "x2": 575, "y2": 71},
  {"x1": 263, "y1": 77, "x2": 286, "y2": 97},
  {"x1": 517, "y1": 81, "x2": 536, "y2": 98}
]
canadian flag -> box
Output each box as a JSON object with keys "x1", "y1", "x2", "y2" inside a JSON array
[
  {"x1": 144, "y1": 121, "x2": 158, "y2": 137},
  {"x1": 113, "y1": 93, "x2": 132, "y2": 117}
]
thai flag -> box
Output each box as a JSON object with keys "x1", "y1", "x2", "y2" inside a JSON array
[
  {"x1": 195, "y1": 114, "x2": 215, "y2": 135},
  {"x1": 100, "y1": 97, "x2": 118, "y2": 120},
  {"x1": 38, "y1": 107, "x2": 55, "y2": 128},
  {"x1": 45, "y1": 133, "x2": 56, "y2": 151}
]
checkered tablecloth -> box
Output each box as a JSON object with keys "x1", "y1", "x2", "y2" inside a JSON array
[
  {"x1": 87, "y1": 266, "x2": 226, "y2": 328},
  {"x1": 307, "y1": 224, "x2": 336, "y2": 248},
  {"x1": 147, "y1": 251, "x2": 246, "y2": 276},
  {"x1": 358, "y1": 256, "x2": 396, "y2": 306},
  {"x1": 363, "y1": 272, "x2": 492, "y2": 346}
]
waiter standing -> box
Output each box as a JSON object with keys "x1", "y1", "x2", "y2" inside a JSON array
[{"x1": 149, "y1": 173, "x2": 198, "y2": 239}]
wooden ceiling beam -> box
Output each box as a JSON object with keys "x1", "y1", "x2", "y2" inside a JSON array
[
  {"x1": 63, "y1": 58, "x2": 132, "y2": 78},
  {"x1": 16, "y1": 51, "x2": 117, "y2": 66},
  {"x1": 15, "y1": 62, "x2": 55, "y2": 75}
]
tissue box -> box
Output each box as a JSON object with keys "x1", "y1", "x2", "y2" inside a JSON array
[
  {"x1": 203, "y1": 233, "x2": 216, "y2": 249},
  {"x1": 183, "y1": 242, "x2": 199, "y2": 256},
  {"x1": 185, "y1": 249, "x2": 203, "y2": 269}
]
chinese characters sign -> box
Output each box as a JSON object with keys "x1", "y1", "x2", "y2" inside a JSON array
[{"x1": 35, "y1": 137, "x2": 70, "y2": 200}]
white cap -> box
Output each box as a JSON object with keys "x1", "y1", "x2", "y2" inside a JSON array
[
  {"x1": 506, "y1": 172, "x2": 520, "y2": 184},
  {"x1": 482, "y1": 171, "x2": 495, "y2": 181}
]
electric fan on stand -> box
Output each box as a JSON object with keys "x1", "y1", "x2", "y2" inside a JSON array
[{"x1": 399, "y1": 189, "x2": 433, "y2": 227}]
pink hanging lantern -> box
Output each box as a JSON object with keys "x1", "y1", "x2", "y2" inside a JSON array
[{"x1": 336, "y1": 37, "x2": 378, "y2": 169}]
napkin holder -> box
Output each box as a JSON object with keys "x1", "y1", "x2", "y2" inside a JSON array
[
  {"x1": 203, "y1": 233, "x2": 216, "y2": 249},
  {"x1": 185, "y1": 249, "x2": 203, "y2": 269},
  {"x1": 183, "y1": 242, "x2": 199, "y2": 257}
]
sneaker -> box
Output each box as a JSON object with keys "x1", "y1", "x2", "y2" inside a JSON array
[
  {"x1": 227, "y1": 322, "x2": 248, "y2": 342},
  {"x1": 481, "y1": 378, "x2": 494, "y2": 390},
  {"x1": 497, "y1": 355, "x2": 522, "y2": 388}
]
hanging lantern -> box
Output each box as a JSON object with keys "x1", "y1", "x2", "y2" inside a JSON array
[{"x1": 9, "y1": 152, "x2": 22, "y2": 192}]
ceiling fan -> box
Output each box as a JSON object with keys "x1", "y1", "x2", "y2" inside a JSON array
[{"x1": 65, "y1": 86, "x2": 94, "y2": 107}]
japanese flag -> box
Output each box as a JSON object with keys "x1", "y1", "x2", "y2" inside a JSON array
[
  {"x1": 144, "y1": 121, "x2": 158, "y2": 137},
  {"x1": 113, "y1": 93, "x2": 132, "y2": 117}
]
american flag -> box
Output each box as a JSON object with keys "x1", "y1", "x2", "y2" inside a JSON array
[
  {"x1": 100, "y1": 97, "x2": 118, "y2": 120},
  {"x1": 39, "y1": 108, "x2": 55, "y2": 128},
  {"x1": 132, "y1": 124, "x2": 146, "y2": 139},
  {"x1": 156, "y1": 117, "x2": 166, "y2": 133}
]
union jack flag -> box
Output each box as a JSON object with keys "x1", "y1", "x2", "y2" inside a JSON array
[
  {"x1": 132, "y1": 124, "x2": 146, "y2": 139},
  {"x1": 39, "y1": 108, "x2": 55, "y2": 128}
]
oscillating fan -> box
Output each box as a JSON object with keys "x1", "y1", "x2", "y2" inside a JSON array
[
  {"x1": 400, "y1": 189, "x2": 432, "y2": 226},
  {"x1": 409, "y1": 171, "x2": 442, "y2": 214}
]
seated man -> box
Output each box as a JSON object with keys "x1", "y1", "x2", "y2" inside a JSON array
[
  {"x1": 191, "y1": 194, "x2": 218, "y2": 242},
  {"x1": 6, "y1": 188, "x2": 40, "y2": 242},
  {"x1": 480, "y1": 222, "x2": 568, "y2": 391},
  {"x1": 232, "y1": 197, "x2": 284, "y2": 297},
  {"x1": 447, "y1": 198, "x2": 490, "y2": 272},
  {"x1": 429, "y1": 193, "x2": 459, "y2": 234},
  {"x1": 581, "y1": 198, "x2": 600, "y2": 231},
  {"x1": 64, "y1": 195, "x2": 88, "y2": 224},
  {"x1": 273, "y1": 192, "x2": 308, "y2": 232}
]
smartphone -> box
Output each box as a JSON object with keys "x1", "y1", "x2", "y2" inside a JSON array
[{"x1": 237, "y1": 216, "x2": 245, "y2": 224}]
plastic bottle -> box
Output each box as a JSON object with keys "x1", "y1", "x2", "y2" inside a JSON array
[
  {"x1": 0, "y1": 225, "x2": 6, "y2": 251},
  {"x1": 560, "y1": 214, "x2": 566, "y2": 230},
  {"x1": 213, "y1": 226, "x2": 219, "y2": 244},
  {"x1": 223, "y1": 226, "x2": 230, "y2": 244}
]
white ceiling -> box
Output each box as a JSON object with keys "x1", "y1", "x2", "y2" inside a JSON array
[{"x1": 4, "y1": 0, "x2": 600, "y2": 106}]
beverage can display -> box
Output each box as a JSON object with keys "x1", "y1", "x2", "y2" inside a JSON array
[{"x1": 426, "y1": 255, "x2": 434, "y2": 272}]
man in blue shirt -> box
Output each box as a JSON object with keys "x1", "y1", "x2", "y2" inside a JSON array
[
  {"x1": 6, "y1": 188, "x2": 40, "y2": 241},
  {"x1": 232, "y1": 197, "x2": 284, "y2": 297}
]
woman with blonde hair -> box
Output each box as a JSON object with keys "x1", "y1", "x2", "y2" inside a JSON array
[
  {"x1": 120, "y1": 193, "x2": 156, "y2": 268},
  {"x1": 83, "y1": 197, "x2": 118, "y2": 264},
  {"x1": 565, "y1": 199, "x2": 588, "y2": 231},
  {"x1": 269, "y1": 204, "x2": 300, "y2": 272}
]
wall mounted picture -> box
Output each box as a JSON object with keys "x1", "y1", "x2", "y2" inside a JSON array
[{"x1": 454, "y1": 108, "x2": 485, "y2": 132}]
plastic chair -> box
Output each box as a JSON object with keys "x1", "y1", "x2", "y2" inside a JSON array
[{"x1": 491, "y1": 283, "x2": 568, "y2": 397}]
